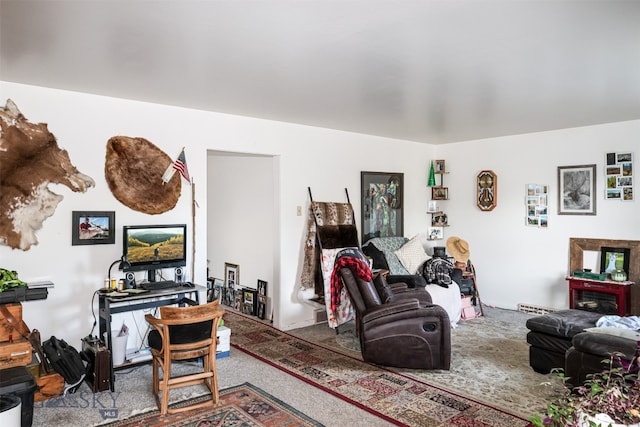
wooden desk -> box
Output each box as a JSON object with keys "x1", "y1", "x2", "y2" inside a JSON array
[{"x1": 98, "y1": 286, "x2": 201, "y2": 391}]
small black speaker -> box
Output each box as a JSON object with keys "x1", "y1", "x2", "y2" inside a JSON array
[
  {"x1": 124, "y1": 272, "x2": 136, "y2": 289},
  {"x1": 174, "y1": 267, "x2": 185, "y2": 284}
]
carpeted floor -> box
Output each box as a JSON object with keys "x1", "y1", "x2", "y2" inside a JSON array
[
  {"x1": 289, "y1": 305, "x2": 565, "y2": 419},
  {"x1": 30, "y1": 305, "x2": 563, "y2": 426},
  {"x1": 225, "y1": 308, "x2": 551, "y2": 426},
  {"x1": 96, "y1": 382, "x2": 324, "y2": 427}
]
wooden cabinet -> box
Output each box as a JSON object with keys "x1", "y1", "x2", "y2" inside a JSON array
[{"x1": 567, "y1": 276, "x2": 634, "y2": 316}]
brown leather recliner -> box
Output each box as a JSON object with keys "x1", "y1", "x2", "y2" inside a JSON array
[{"x1": 338, "y1": 266, "x2": 451, "y2": 370}]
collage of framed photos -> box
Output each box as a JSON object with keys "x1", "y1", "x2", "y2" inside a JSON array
[
  {"x1": 207, "y1": 262, "x2": 268, "y2": 321},
  {"x1": 525, "y1": 183, "x2": 549, "y2": 228},
  {"x1": 605, "y1": 152, "x2": 633, "y2": 201}
]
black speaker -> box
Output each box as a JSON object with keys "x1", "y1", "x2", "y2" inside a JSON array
[
  {"x1": 174, "y1": 267, "x2": 185, "y2": 284},
  {"x1": 124, "y1": 272, "x2": 136, "y2": 289}
]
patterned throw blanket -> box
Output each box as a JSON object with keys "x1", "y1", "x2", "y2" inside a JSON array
[
  {"x1": 300, "y1": 201, "x2": 355, "y2": 292},
  {"x1": 330, "y1": 248, "x2": 372, "y2": 313}
]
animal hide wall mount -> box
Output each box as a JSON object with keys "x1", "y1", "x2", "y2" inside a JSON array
[
  {"x1": 0, "y1": 99, "x2": 95, "y2": 250},
  {"x1": 104, "y1": 136, "x2": 181, "y2": 215}
]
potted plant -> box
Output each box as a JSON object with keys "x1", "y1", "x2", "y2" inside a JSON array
[{"x1": 532, "y1": 344, "x2": 640, "y2": 427}]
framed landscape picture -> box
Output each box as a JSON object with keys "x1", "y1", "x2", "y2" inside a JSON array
[{"x1": 361, "y1": 171, "x2": 404, "y2": 243}]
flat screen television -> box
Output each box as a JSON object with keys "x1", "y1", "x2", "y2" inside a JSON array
[{"x1": 122, "y1": 224, "x2": 187, "y2": 282}]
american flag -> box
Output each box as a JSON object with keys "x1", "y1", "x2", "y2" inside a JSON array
[{"x1": 173, "y1": 149, "x2": 190, "y2": 183}]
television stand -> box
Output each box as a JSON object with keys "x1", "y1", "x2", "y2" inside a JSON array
[{"x1": 98, "y1": 285, "x2": 201, "y2": 391}]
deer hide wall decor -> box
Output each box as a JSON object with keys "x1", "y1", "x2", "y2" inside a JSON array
[
  {"x1": 0, "y1": 99, "x2": 95, "y2": 250},
  {"x1": 104, "y1": 136, "x2": 181, "y2": 215}
]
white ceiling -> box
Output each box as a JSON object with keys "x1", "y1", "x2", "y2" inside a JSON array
[{"x1": 1, "y1": 0, "x2": 639, "y2": 144}]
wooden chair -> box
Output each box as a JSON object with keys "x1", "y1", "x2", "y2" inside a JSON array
[{"x1": 145, "y1": 300, "x2": 225, "y2": 415}]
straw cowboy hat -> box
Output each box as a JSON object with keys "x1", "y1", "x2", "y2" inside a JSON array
[{"x1": 446, "y1": 236, "x2": 470, "y2": 263}]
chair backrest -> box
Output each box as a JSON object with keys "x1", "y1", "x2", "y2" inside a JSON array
[
  {"x1": 339, "y1": 268, "x2": 382, "y2": 313},
  {"x1": 156, "y1": 300, "x2": 224, "y2": 354}
]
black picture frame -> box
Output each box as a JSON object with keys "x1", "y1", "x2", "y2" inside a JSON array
[
  {"x1": 256, "y1": 279, "x2": 267, "y2": 320},
  {"x1": 242, "y1": 288, "x2": 258, "y2": 316},
  {"x1": 600, "y1": 247, "x2": 631, "y2": 276},
  {"x1": 360, "y1": 171, "x2": 404, "y2": 244},
  {"x1": 72, "y1": 211, "x2": 115, "y2": 245}
]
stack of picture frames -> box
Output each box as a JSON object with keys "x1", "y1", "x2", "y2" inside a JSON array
[
  {"x1": 605, "y1": 152, "x2": 633, "y2": 201},
  {"x1": 216, "y1": 262, "x2": 268, "y2": 321}
]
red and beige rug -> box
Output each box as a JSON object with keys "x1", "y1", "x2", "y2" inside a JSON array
[
  {"x1": 225, "y1": 311, "x2": 534, "y2": 427},
  {"x1": 99, "y1": 382, "x2": 323, "y2": 427}
]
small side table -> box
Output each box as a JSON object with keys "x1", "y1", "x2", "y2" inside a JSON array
[{"x1": 567, "y1": 276, "x2": 634, "y2": 316}]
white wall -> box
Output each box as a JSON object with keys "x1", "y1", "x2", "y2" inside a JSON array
[
  {"x1": 435, "y1": 122, "x2": 640, "y2": 311},
  {"x1": 2, "y1": 81, "x2": 638, "y2": 350},
  {"x1": 0, "y1": 82, "x2": 433, "y2": 348},
  {"x1": 207, "y1": 152, "x2": 276, "y2": 317}
]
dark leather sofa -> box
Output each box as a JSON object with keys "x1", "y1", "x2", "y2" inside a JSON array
[
  {"x1": 338, "y1": 262, "x2": 451, "y2": 370},
  {"x1": 526, "y1": 309, "x2": 638, "y2": 388},
  {"x1": 565, "y1": 331, "x2": 637, "y2": 388}
]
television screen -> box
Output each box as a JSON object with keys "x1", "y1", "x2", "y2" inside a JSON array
[{"x1": 123, "y1": 224, "x2": 187, "y2": 275}]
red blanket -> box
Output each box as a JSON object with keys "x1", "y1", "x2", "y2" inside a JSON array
[{"x1": 330, "y1": 253, "x2": 372, "y2": 313}]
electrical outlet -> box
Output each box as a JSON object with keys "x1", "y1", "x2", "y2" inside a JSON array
[{"x1": 296, "y1": 206, "x2": 302, "y2": 216}]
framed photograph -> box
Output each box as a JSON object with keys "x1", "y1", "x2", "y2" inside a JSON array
[
  {"x1": 427, "y1": 226, "x2": 444, "y2": 240},
  {"x1": 242, "y1": 288, "x2": 258, "y2": 316},
  {"x1": 600, "y1": 247, "x2": 630, "y2": 276},
  {"x1": 427, "y1": 200, "x2": 438, "y2": 212},
  {"x1": 257, "y1": 295, "x2": 267, "y2": 320},
  {"x1": 431, "y1": 186, "x2": 448, "y2": 200},
  {"x1": 360, "y1": 171, "x2": 404, "y2": 243},
  {"x1": 257, "y1": 279, "x2": 267, "y2": 296},
  {"x1": 224, "y1": 263, "x2": 239, "y2": 288},
  {"x1": 435, "y1": 159, "x2": 446, "y2": 173},
  {"x1": 604, "y1": 152, "x2": 634, "y2": 201},
  {"x1": 72, "y1": 211, "x2": 115, "y2": 245},
  {"x1": 557, "y1": 164, "x2": 596, "y2": 215},
  {"x1": 207, "y1": 277, "x2": 223, "y2": 303},
  {"x1": 431, "y1": 213, "x2": 448, "y2": 226}
]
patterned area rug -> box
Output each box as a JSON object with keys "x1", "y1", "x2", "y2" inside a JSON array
[
  {"x1": 225, "y1": 311, "x2": 535, "y2": 427},
  {"x1": 313, "y1": 308, "x2": 566, "y2": 418},
  {"x1": 98, "y1": 382, "x2": 323, "y2": 427}
]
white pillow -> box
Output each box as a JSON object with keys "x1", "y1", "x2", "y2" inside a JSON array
[
  {"x1": 585, "y1": 327, "x2": 640, "y2": 341},
  {"x1": 394, "y1": 235, "x2": 429, "y2": 274}
]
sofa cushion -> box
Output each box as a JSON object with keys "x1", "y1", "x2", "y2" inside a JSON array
[
  {"x1": 572, "y1": 331, "x2": 638, "y2": 360},
  {"x1": 585, "y1": 326, "x2": 640, "y2": 341},
  {"x1": 394, "y1": 235, "x2": 429, "y2": 274},
  {"x1": 365, "y1": 237, "x2": 410, "y2": 275},
  {"x1": 525, "y1": 309, "x2": 602, "y2": 339}
]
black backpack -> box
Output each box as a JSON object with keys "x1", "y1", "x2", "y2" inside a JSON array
[{"x1": 43, "y1": 336, "x2": 86, "y2": 385}]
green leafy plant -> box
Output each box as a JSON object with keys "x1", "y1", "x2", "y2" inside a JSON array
[
  {"x1": 532, "y1": 343, "x2": 640, "y2": 427},
  {"x1": 0, "y1": 268, "x2": 27, "y2": 292}
]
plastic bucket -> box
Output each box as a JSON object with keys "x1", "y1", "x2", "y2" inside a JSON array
[
  {"x1": 0, "y1": 394, "x2": 21, "y2": 427},
  {"x1": 104, "y1": 331, "x2": 129, "y2": 366}
]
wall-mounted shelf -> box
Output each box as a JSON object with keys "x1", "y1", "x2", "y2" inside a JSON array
[{"x1": 427, "y1": 160, "x2": 450, "y2": 241}]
